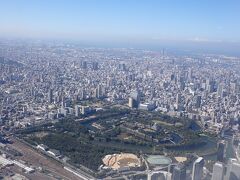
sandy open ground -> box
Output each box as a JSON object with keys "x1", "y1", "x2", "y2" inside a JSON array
[
  {"x1": 102, "y1": 153, "x2": 141, "y2": 170},
  {"x1": 174, "y1": 156, "x2": 187, "y2": 163}
]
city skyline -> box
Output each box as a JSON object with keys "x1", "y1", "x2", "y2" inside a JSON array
[
  {"x1": 1, "y1": 0, "x2": 240, "y2": 55},
  {"x1": 0, "y1": 1, "x2": 240, "y2": 180}
]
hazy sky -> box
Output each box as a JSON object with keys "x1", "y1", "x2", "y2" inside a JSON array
[{"x1": 0, "y1": 0, "x2": 240, "y2": 52}]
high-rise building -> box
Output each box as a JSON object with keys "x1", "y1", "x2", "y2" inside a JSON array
[
  {"x1": 118, "y1": 62, "x2": 126, "y2": 71},
  {"x1": 129, "y1": 90, "x2": 140, "y2": 108},
  {"x1": 80, "y1": 89, "x2": 86, "y2": 100},
  {"x1": 195, "y1": 95, "x2": 202, "y2": 108},
  {"x1": 211, "y1": 162, "x2": 224, "y2": 180},
  {"x1": 75, "y1": 105, "x2": 91, "y2": 116},
  {"x1": 176, "y1": 93, "x2": 183, "y2": 111},
  {"x1": 81, "y1": 61, "x2": 87, "y2": 69},
  {"x1": 168, "y1": 164, "x2": 177, "y2": 174},
  {"x1": 172, "y1": 163, "x2": 186, "y2": 180},
  {"x1": 188, "y1": 68, "x2": 193, "y2": 81},
  {"x1": 93, "y1": 85, "x2": 102, "y2": 99},
  {"x1": 75, "y1": 105, "x2": 81, "y2": 117},
  {"x1": 96, "y1": 85, "x2": 102, "y2": 98},
  {"x1": 176, "y1": 93, "x2": 181, "y2": 104},
  {"x1": 148, "y1": 171, "x2": 171, "y2": 180},
  {"x1": 31, "y1": 86, "x2": 35, "y2": 97},
  {"x1": 180, "y1": 81, "x2": 185, "y2": 90},
  {"x1": 92, "y1": 61, "x2": 98, "y2": 70},
  {"x1": 217, "y1": 83, "x2": 224, "y2": 97},
  {"x1": 217, "y1": 140, "x2": 225, "y2": 162},
  {"x1": 48, "y1": 89, "x2": 54, "y2": 103},
  {"x1": 225, "y1": 158, "x2": 240, "y2": 180},
  {"x1": 192, "y1": 157, "x2": 204, "y2": 180},
  {"x1": 207, "y1": 80, "x2": 215, "y2": 93},
  {"x1": 81, "y1": 105, "x2": 90, "y2": 115},
  {"x1": 128, "y1": 97, "x2": 134, "y2": 108}
]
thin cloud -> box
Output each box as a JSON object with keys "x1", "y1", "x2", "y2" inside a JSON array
[{"x1": 189, "y1": 37, "x2": 222, "y2": 43}]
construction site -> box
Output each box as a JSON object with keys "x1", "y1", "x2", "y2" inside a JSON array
[{"x1": 102, "y1": 153, "x2": 142, "y2": 171}]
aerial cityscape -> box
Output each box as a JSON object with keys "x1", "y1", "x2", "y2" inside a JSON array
[{"x1": 0, "y1": 1, "x2": 240, "y2": 180}]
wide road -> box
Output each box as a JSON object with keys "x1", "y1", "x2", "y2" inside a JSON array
[{"x1": 8, "y1": 136, "x2": 88, "y2": 180}]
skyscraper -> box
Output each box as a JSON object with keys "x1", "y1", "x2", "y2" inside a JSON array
[
  {"x1": 96, "y1": 85, "x2": 102, "y2": 98},
  {"x1": 176, "y1": 93, "x2": 182, "y2": 111},
  {"x1": 148, "y1": 171, "x2": 171, "y2": 180},
  {"x1": 172, "y1": 163, "x2": 186, "y2": 180},
  {"x1": 118, "y1": 62, "x2": 126, "y2": 71},
  {"x1": 195, "y1": 95, "x2": 202, "y2": 109},
  {"x1": 192, "y1": 157, "x2": 204, "y2": 180},
  {"x1": 92, "y1": 61, "x2": 98, "y2": 70},
  {"x1": 207, "y1": 80, "x2": 215, "y2": 93},
  {"x1": 93, "y1": 85, "x2": 102, "y2": 99},
  {"x1": 80, "y1": 89, "x2": 86, "y2": 100},
  {"x1": 217, "y1": 140, "x2": 225, "y2": 162},
  {"x1": 129, "y1": 90, "x2": 140, "y2": 108},
  {"x1": 211, "y1": 162, "x2": 223, "y2": 180},
  {"x1": 75, "y1": 105, "x2": 81, "y2": 117},
  {"x1": 48, "y1": 88, "x2": 54, "y2": 103},
  {"x1": 81, "y1": 61, "x2": 87, "y2": 69},
  {"x1": 128, "y1": 97, "x2": 134, "y2": 108},
  {"x1": 188, "y1": 68, "x2": 193, "y2": 81},
  {"x1": 225, "y1": 158, "x2": 240, "y2": 180}
]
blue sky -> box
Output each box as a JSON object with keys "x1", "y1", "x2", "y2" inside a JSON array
[{"x1": 0, "y1": 0, "x2": 240, "y2": 52}]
